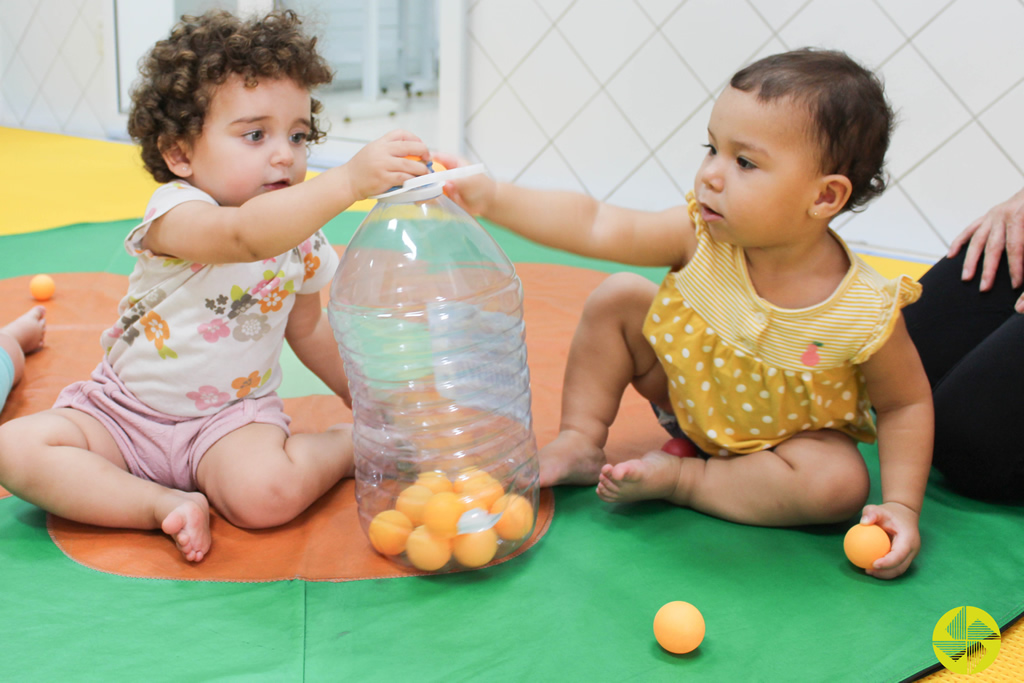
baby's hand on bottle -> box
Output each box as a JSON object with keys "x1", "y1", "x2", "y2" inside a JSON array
[
  {"x1": 859, "y1": 502, "x2": 920, "y2": 580},
  {"x1": 431, "y1": 152, "x2": 496, "y2": 216},
  {"x1": 344, "y1": 130, "x2": 431, "y2": 200}
]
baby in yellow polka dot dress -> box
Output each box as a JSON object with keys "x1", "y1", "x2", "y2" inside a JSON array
[{"x1": 437, "y1": 48, "x2": 934, "y2": 580}]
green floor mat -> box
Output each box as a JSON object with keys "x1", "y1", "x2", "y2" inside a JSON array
[
  {"x1": 1, "y1": 448, "x2": 1022, "y2": 681},
  {"x1": 1, "y1": 217, "x2": 1021, "y2": 681}
]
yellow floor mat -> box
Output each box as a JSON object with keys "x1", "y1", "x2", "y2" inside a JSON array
[
  {"x1": 0, "y1": 127, "x2": 375, "y2": 235},
  {"x1": 0, "y1": 127, "x2": 158, "y2": 235}
]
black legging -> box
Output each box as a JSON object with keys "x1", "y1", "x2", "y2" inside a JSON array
[{"x1": 903, "y1": 250, "x2": 1024, "y2": 502}]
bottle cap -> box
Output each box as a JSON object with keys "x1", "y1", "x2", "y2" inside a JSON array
[{"x1": 373, "y1": 164, "x2": 487, "y2": 203}]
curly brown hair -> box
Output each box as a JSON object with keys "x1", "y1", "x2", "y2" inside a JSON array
[
  {"x1": 127, "y1": 9, "x2": 333, "y2": 183},
  {"x1": 730, "y1": 49, "x2": 895, "y2": 214}
]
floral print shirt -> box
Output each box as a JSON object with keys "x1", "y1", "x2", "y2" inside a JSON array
[{"x1": 102, "y1": 181, "x2": 339, "y2": 417}]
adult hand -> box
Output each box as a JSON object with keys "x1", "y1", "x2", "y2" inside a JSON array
[
  {"x1": 947, "y1": 188, "x2": 1024, "y2": 312},
  {"x1": 858, "y1": 502, "x2": 920, "y2": 580}
]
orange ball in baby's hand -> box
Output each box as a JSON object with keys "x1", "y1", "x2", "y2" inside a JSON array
[
  {"x1": 654, "y1": 601, "x2": 705, "y2": 654},
  {"x1": 30, "y1": 274, "x2": 55, "y2": 301},
  {"x1": 844, "y1": 523, "x2": 891, "y2": 569}
]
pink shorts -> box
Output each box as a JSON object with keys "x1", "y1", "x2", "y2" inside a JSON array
[{"x1": 53, "y1": 360, "x2": 291, "y2": 492}]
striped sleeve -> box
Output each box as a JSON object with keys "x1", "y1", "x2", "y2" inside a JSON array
[{"x1": 851, "y1": 272, "x2": 922, "y2": 364}]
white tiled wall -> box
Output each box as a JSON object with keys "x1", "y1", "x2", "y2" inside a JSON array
[
  {"x1": 4, "y1": 0, "x2": 1024, "y2": 262},
  {"x1": 0, "y1": 0, "x2": 110, "y2": 139},
  {"x1": 464, "y1": 0, "x2": 1024, "y2": 262}
]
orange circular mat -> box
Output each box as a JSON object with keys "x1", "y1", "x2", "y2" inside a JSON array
[{"x1": 0, "y1": 261, "x2": 667, "y2": 581}]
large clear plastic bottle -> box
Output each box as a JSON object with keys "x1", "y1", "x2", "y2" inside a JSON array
[{"x1": 328, "y1": 179, "x2": 539, "y2": 573}]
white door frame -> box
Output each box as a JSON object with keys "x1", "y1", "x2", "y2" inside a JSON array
[{"x1": 102, "y1": 0, "x2": 467, "y2": 157}]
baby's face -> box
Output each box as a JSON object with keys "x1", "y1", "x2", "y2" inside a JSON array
[
  {"x1": 693, "y1": 86, "x2": 826, "y2": 249},
  {"x1": 181, "y1": 74, "x2": 313, "y2": 207}
]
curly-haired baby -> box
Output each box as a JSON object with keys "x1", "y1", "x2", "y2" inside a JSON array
[{"x1": 0, "y1": 10, "x2": 430, "y2": 562}]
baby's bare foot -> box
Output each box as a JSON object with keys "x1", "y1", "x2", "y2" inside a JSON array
[
  {"x1": 159, "y1": 492, "x2": 211, "y2": 562},
  {"x1": 2, "y1": 306, "x2": 46, "y2": 354},
  {"x1": 538, "y1": 429, "x2": 607, "y2": 487},
  {"x1": 596, "y1": 451, "x2": 686, "y2": 503}
]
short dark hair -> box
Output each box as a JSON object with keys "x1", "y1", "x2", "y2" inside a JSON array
[
  {"x1": 127, "y1": 9, "x2": 334, "y2": 183},
  {"x1": 730, "y1": 48, "x2": 895, "y2": 213}
]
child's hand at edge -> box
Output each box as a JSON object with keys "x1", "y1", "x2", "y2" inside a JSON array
[
  {"x1": 431, "y1": 151, "x2": 496, "y2": 217},
  {"x1": 859, "y1": 502, "x2": 920, "y2": 580},
  {"x1": 342, "y1": 130, "x2": 431, "y2": 200}
]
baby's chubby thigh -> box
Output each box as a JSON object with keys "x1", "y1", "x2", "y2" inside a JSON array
[
  {"x1": 195, "y1": 421, "x2": 293, "y2": 528},
  {"x1": 770, "y1": 429, "x2": 870, "y2": 523},
  {"x1": 195, "y1": 400, "x2": 353, "y2": 531}
]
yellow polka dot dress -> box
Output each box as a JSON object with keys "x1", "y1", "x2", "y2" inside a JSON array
[{"x1": 643, "y1": 194, "x2": 921, "y2": 457}]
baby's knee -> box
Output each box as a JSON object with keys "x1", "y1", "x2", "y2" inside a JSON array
[
  {"x1": 0, "y1": 417, "x2": 40, "y2": 483},
  {"x1": 0, "y1": 421, "x2": 18, "y2": 470},
  {"x1": 807, "y1": 460, "x2": 870, "y2": 522},
  {"x1": 214, "y1": 471, "x2": 309, "y2": 529},
  {"x1": 584, "y1": 272, "x2": 656, "y2": 315}
]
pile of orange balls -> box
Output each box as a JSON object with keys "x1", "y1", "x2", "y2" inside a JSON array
[{"x1": 367, "y1": 469, "x2": 535, "y2": 572}]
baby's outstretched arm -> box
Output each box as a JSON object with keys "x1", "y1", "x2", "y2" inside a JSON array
[
  {"x1": 432, "y1": 152, "x2": 695, "y2": 268},
  {"x1": 146, "y1": 130, "x2": 429, "y2": 264},
  {"x1": 859, "y1": 315, "x2": 934, "y2": 579}
]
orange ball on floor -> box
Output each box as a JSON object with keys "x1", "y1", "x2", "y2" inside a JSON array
[
  {"x1": 654, "y1": 601, "x2": 705, "y2": 654},
  {"x1": 30, "y1": 274, "x2": 55, "y2": 301}
]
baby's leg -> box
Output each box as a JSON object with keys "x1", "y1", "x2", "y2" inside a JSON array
[
  {"x1": 599, "y1": 429, "x2": 869, "y2": 526},
  {"x1": 0, "y1": 408, "x2": 211, "y2": 561},
  {"x1": 541, "y1": 273, "x2": 666, "y2": 487},
  {"x1": 196, "y1": 422, "x2": 353, "y2": 529},
  {"x1": 0, "y1": 306, "x2": 46, "y2": 385}
]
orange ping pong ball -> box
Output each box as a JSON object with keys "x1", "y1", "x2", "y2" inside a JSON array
[
  {"x1": 844, "y1": 523, "x2": 891, "y2": 569},
  {"x1": 395, "y1": 483, "x2": 433, "y2": 525},
  {"x1": 491, "y1": 493, "x2": 534, "y2": 540},
  {"x1": 367, "y1": 509, "x2": 413, "y2": 556},
  {"x1": 423, "y1": 491, "x2": 465, "y2": 539},
  {"x1": 30, "y1": 274, "x2": 55, "y2": 301},
  {"x1": 415, "y1": 471, "x2": 453, "y2": 494},
  {"x1": 452, "y1": 528, "x2": 498, "y2": 568},
  {"x1": 405, "y1": 525, "x2": 452, "y2": 571},
  {"x1": 654, "y1": 601, "x2": 705, "y2": 654}
]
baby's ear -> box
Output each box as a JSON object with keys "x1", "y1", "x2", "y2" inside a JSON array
[
  {"x1": 812, "y1": 175, "x2": 852, "y2": 219},
  {"x1": 159, "y1": 138, "x2": 193, "y2": 179}
]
